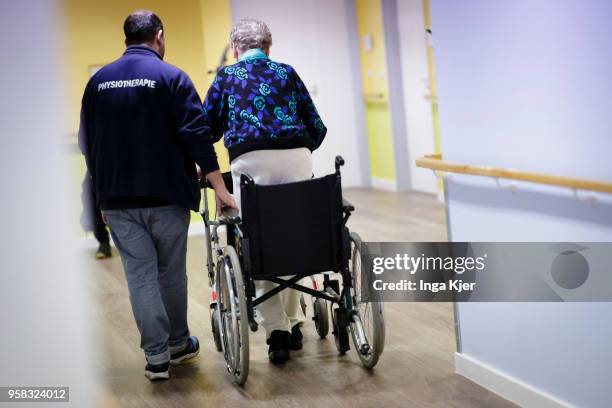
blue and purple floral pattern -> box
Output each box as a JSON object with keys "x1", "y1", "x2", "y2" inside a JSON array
[{"x1": 203, "y1": 57, "x2": 327, "y2": 155}]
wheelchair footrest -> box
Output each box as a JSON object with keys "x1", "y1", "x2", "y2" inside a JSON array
[{"x1": 324, "y1": 277, "x2": 340, "y2": 297}]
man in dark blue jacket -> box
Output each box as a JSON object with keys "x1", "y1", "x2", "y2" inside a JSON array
[{"x1": 79, "y1": 10, "x2": 236, "y2": 381}]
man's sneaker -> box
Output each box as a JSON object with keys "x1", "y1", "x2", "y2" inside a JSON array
[
  {"x1": 267, "y1": 330, "x2": 290, "y2": 364},
  {"x1": 290, "y1": 324, "x2": 303, "y2": 351},
  {"x1": 95, "y1": 242, "x2": 111, "y2": 259},
  {"x1": 144, "y1": 361, "x2": 170, "y2": 381},
  {"x1": 170, "y1": 336, "x2": 200, "y2": 365}
]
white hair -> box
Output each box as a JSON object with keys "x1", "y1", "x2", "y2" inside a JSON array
[{"x1": 230, "y1": 18, "x2": 272, "y2": 54}]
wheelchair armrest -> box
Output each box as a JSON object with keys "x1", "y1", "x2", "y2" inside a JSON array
[{"x1": 342, "y1": 198, "x2": 355, "y2": 213}]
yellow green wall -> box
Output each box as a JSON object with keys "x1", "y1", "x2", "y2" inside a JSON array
[
  {"x1": 198, "y1": 0, "x2": 234, "y2": 216},
  {"x1": 65, "y1": 0, "x2": 207, "y2": 132},
  {"x1": 199, "y1": 0, "x2": 233, "y2": 81},
  {"x1": 63, "y1": 0, "x2": 233, "y2": 219},
  {"x1": 355, "y1": 0, "x2": 396, "y2": 183}
]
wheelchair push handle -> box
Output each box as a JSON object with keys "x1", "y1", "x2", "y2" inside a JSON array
[
  {"x1": 335, "y1": 155, "x2": 345, "y2": 172},
  {"x1": 220, "y1": 206, "x2": 241, "y2": 225},
  {"x1": 198, "y1": 172, "x2": 234, "y2": 193}
]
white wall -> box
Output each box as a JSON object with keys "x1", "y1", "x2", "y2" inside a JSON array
[
  {"x1": 230, "y1": 0, "x2": 369, "y2": 187},
  {"x1": 0, "y1": 1, "x2": 98, "y2": 406},
  {"x1": 396, "y1": 0, "x2": 437, "y2": 194},
  {"x1": 432, "y1": 1, "x2": 612, "y2": 407}
]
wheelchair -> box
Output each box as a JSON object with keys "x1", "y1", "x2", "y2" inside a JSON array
[{"x1": 200, "y1": 156, "x2": 385, "y2": 385}]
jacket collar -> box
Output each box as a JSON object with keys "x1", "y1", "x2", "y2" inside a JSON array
[
  {"x1": 123, "y1": 45, "x2": 163, "y2": 60},
  {"x1": 238, "y1": 48, "x2": 269, "y2": 62}
]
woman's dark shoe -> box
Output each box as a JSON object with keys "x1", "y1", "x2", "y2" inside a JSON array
[
  {"x1": 267, "y1": 330, "x2": 290, "y2": 364},
  {"x1": 290, "y1": 325, "x2": 303, "y2": 350}
]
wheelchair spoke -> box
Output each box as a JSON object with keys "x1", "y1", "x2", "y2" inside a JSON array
[
  {"x1": 225, "y1": 262, "x2": 240, "y2": 372},
  {"x1": 348, "y1": 233, "x2": 385, "y2": 368},
  {"x1": 212, "y1": 247, "x2": 249, "y2": 385}
]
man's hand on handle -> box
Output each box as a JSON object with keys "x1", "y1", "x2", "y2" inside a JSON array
[
  {"x1": 206, "y1": 170, "x2": 238, "y2": 215},
  {"x1": 215, "y1": 189, "x2": 237, "y2": 216}
]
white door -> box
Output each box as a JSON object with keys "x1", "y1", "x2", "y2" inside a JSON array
[
  {"x1": 396, "y1": 0, "x2": 438, "y2": 194},
  {"x1": 230, "y1": 0, "x2": 368, "y2": 187}
]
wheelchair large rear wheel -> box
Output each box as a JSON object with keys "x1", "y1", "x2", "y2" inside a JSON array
[
  {"x1": 349, "y1": 233, "x2": 385, "y2": 369},
  {"x1": 216, "y1": 246, "x2": 249, "y2": 385}
]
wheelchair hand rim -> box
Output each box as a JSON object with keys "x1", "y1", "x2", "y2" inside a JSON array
[{"x1": 217, "y1": 257, "x2": 241, "y2": 375}]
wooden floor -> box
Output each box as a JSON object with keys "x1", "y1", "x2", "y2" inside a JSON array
[{"x1": 88, "y1": 188, "x2": 515, "y2": 408}]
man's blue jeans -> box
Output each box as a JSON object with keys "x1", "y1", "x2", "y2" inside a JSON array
[{"x1": 103, "y1": 205, "x2": 191, "y2": 365}]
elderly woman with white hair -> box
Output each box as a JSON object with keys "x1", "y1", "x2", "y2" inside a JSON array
[{"x1": 203, "y1": 17, "x2": 327, "y2": 364}]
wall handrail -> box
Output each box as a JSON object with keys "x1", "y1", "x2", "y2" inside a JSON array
[{"x1": 415, "y1": 154, "x2": 612, "y2": 194}]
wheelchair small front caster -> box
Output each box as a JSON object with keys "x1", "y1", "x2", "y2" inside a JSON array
[
  {"x1": 249, "y1": 320, "x2": 259, "y2": 332},
  {"x1": 348, "y1": 232, "x2": 385, "y2": 369},
  {"x1": 332, "y1": 307, "x2": 350, "y2": 354},
  {"x1": 312, "y1": 298, "x2": 329, "y2": 339},
  {"x1": 210, "y1": 305, "x2": 222, "y2": 352},
  {"x1": 300, "y1": 295, "x2": 307, "y2": 318}
]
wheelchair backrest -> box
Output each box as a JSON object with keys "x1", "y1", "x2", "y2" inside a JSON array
[{"x1": 240, "y1": 173, "x2": 344, "y2": 278}]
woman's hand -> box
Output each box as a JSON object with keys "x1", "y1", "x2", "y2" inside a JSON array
[{"x1": 206, "y1": 170, "x2": 238, "y2": 215}]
